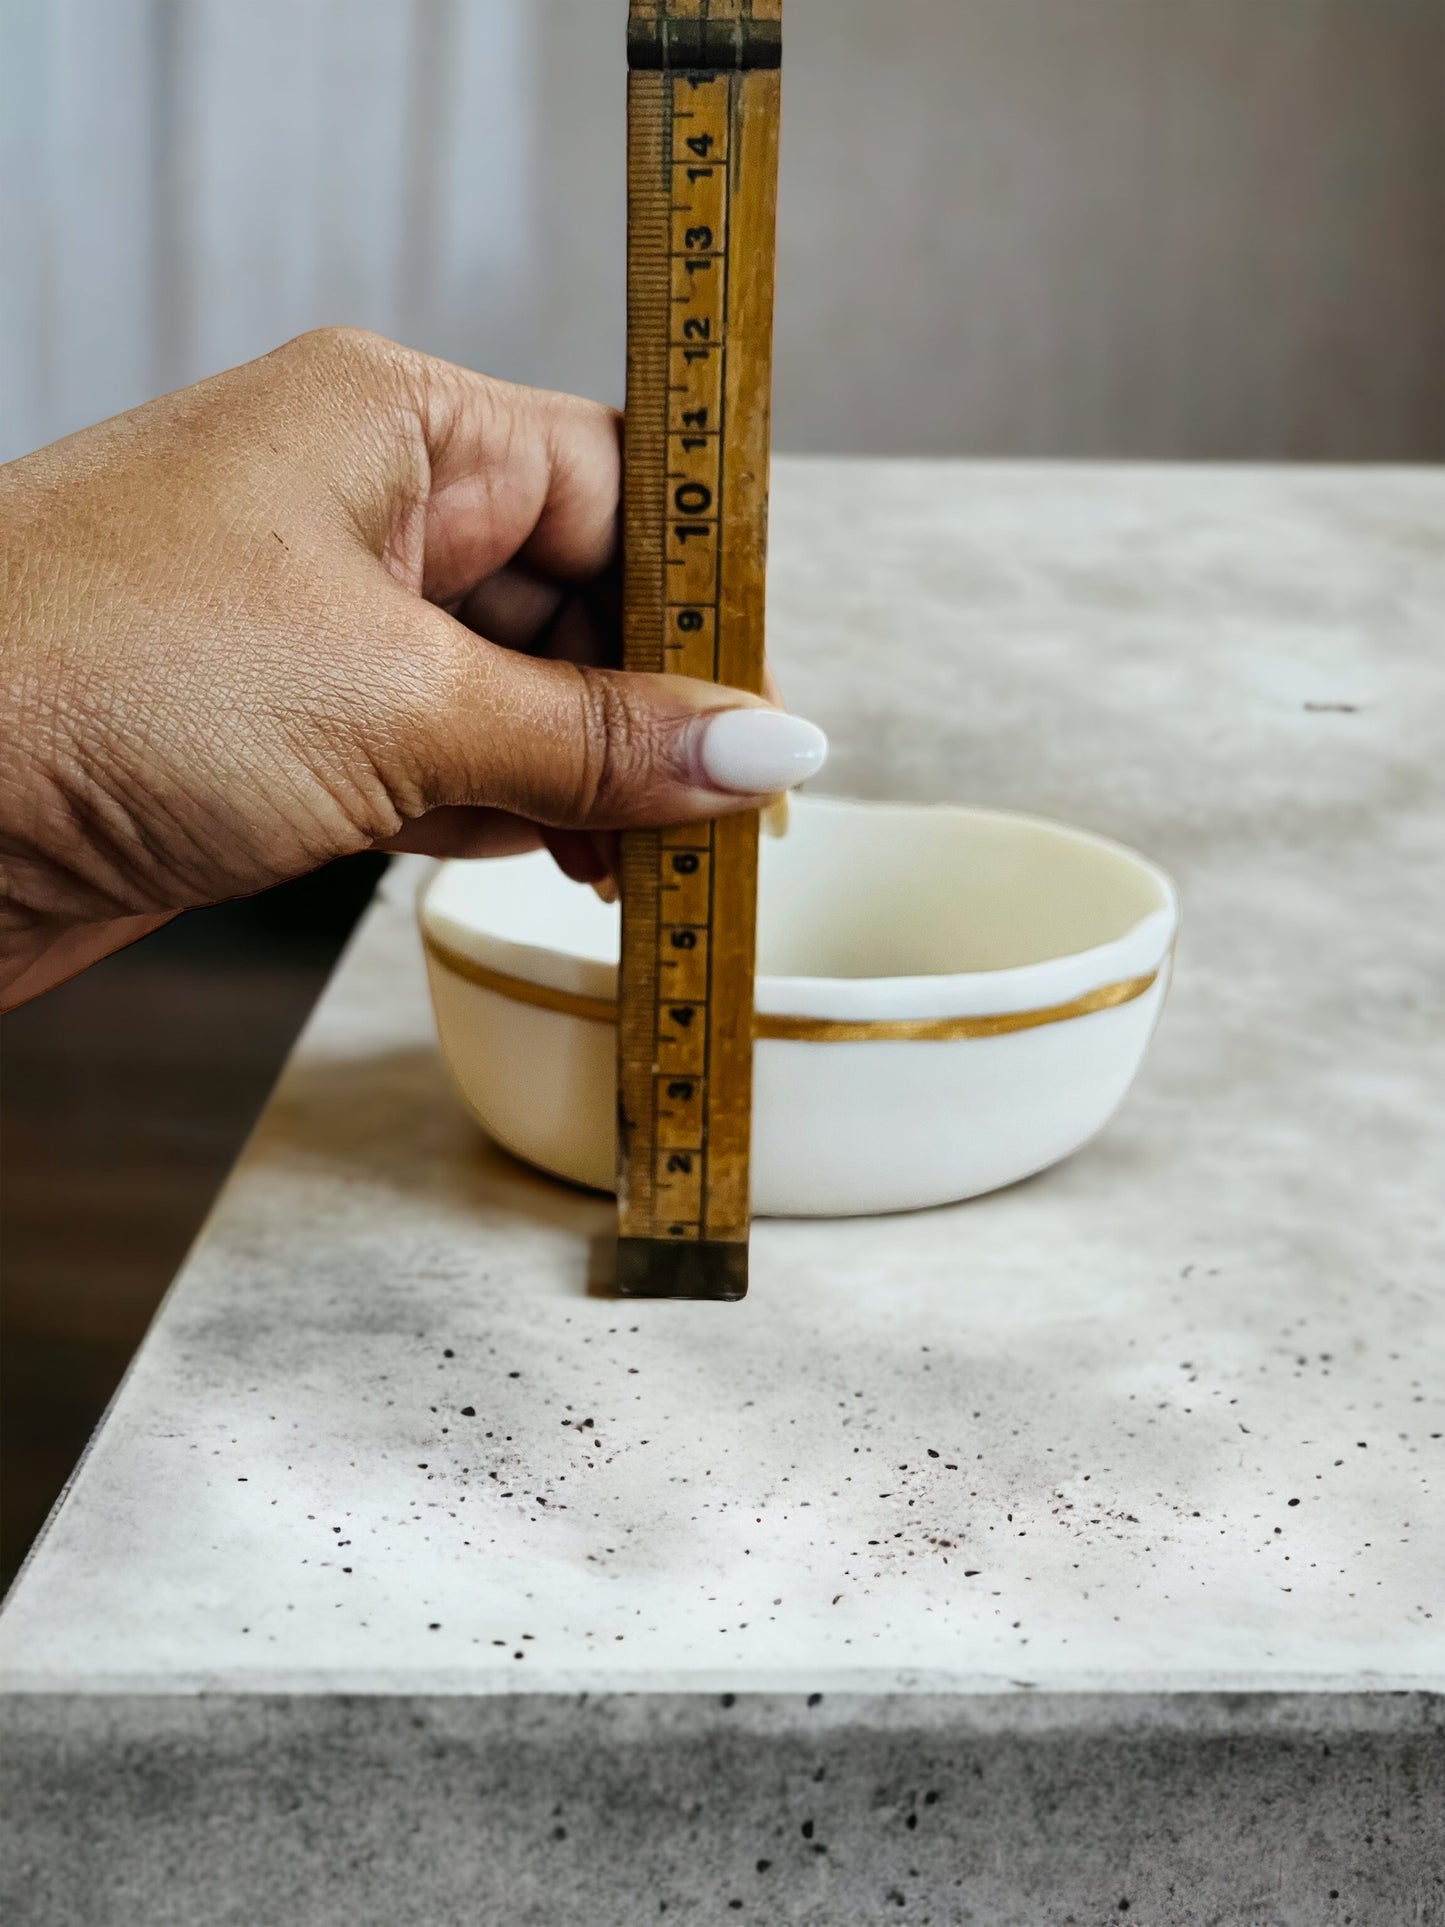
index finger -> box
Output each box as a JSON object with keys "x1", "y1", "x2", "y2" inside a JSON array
[{"x1": 409, "y1": 360, "x2": 621, "y2": 605}]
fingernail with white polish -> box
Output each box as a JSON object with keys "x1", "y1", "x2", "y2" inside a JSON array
[{"x1": 698, "y1": 709, "x2": 829, "y2": 796}]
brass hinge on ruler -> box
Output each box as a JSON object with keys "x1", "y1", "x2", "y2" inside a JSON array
[
  {"x1": 615, "y1": 2, "x2": 782, "y2": 1302},
  {"x1": 626, "y1": 16, "x2": 782, "y2": 70}
]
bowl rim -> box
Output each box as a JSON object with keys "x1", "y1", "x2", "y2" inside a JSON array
[{"x1": 419, "y1": 794, "x2": 1180, "y2": 1023}]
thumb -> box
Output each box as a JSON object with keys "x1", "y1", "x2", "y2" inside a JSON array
[{"x1": 404, "y1": 627, "x2": 828, "y2": 832}]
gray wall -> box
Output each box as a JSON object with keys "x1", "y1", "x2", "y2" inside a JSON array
[{"x1": 3, "y1": 0, "x2": 1442, "y2": 464}]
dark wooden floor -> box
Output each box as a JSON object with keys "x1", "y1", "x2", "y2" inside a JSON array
[{"x1": 0, "y1": 860, "x2": 382, "y2": 1592}]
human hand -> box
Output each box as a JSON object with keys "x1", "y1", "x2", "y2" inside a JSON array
[{"x1": 0, "y1": 329, "x2": 825, "y2": 1007}]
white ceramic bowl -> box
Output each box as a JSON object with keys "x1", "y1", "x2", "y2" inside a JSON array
[{"x1": 420, "y1": 796, "x2": 1179, "y2": 1217}]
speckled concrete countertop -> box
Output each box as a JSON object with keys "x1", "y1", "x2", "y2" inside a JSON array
[{"x1": 4, "y1": 463, "x2": 1441, "y2": 1924}]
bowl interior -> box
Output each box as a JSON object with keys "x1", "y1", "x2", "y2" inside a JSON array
[
  {"x1": 424, "y1": 797, "x2": 1173, "y2": 983},
  {"x1": 755, "y1": 798, "x2": 1168, "y2": 976}
]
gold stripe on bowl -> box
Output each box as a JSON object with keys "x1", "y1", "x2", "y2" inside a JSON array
[{"x1": 423, "y1": 934, "x2": 1160, "y2": 1044}]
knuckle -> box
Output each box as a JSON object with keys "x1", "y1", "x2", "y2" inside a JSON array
[
  {"x1": 277, "y1": 328, "x2": 413, "y2": 419},
  {"x1": 292, "y1": 324, "x2": 391, "y2": 373},
  {"x1": 573, "y1": 669, "x2": 652, "y2": 825}
]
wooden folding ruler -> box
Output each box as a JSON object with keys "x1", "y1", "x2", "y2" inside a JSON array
[{"x1": 615, "y1": 0, "x2": 782, "y2": 1301}]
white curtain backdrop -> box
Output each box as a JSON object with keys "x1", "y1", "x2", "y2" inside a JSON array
[
  {"x1": 3, "y1": 0, "x2": 1442, "y2": 464},
  {"x1": 1, "y1": 0, "x2": 542, "y2": 461}
]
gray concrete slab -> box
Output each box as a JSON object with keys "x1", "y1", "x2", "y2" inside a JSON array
[
  {"x1": 3, "y1": 1694, "x2": 1441, "y2": 1926},
  {"x1": 3, "y1": 462, "x2": 1442, "y2": 1921}
]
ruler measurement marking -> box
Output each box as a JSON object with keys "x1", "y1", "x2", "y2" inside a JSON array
[
  {"x1": 663, "y1": 64, "x2": 701, "y2": 1247},
  {"x1": 714, "y1": 70, "x2": 733, "y2": 695},
  {"x1": 692, "y1": 62, "x2": 731, "y2": 1249},
  {"x1": 619, "y1": 10, "x2": 778, "y2": 1301}
]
